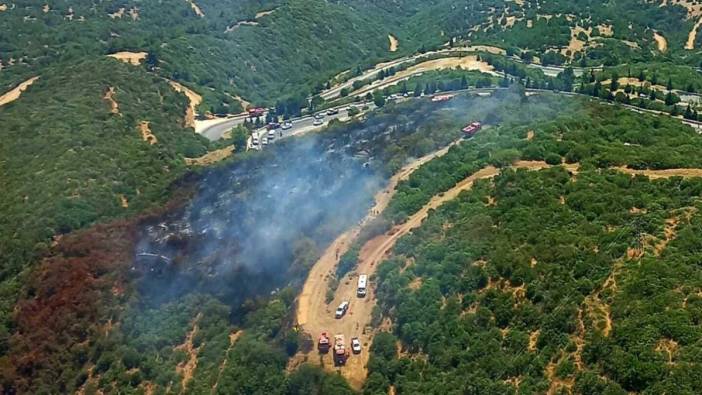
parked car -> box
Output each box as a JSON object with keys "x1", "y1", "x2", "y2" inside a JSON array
[
  {"x1": 326, "y1": 108, "x2": 339, "y2": 115},
  {"x1": 313, "y1": 118, "x2": 323, "y2": 126},
  {"x1": 351, "y1": 337, "x2": 361, "y2": 354},
  {"x1": 261, "y1": 137, "x2": 268, "y2": 146},
  {"x1": 335, "y1": 301, "x2": 349, "y2": 318},
  {"x1": 282, "y1": 121, "x2": 293, "y2": 130},
  {"x1": 314, "y1": 113, "x2": 325, "y2": 120}
]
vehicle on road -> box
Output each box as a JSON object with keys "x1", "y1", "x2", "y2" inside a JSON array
[
  {"x1": 335, "y1": 301, "x2": 349, "y2": 318},
  {"x1": 326, "y1": 108, "x2": 339, "y2": 115},
  {"x1": 313, "y1": 118, "x2": 323, "y2": 126},
  {"x1": 248, "y1": 107, "x2": 265, "y2": 117},
  {"x1": 334, "y1": 335, "x2": 349, "y2": 366},
  {"x1": 261, "y1": 137, "x2": 268, "y2": 146},
  {"x1": 314, "y1": 113, "x2": 325, "y2": 120},
  {"x1": 318, "y1": 332, "x2": 331, "y2": 353},
  {"x1": 252, "y1": 136, "x2": 259, "y2": 146},
  {"x1": 267, "y1": 130, "x2": 276, "y2": 140},
  {"x1": 431, "y1": 94, "x2": 454, "y2": 102},
  {"x1": 462, "y1": 121, "x2": 481, "y2": 138},
  {"x1": 351, "y1": 337, "x2": 361, "y2": 354},
  {"x1": 267, "y1": 122, "x2": 281, "y2": 130},
  {"x1": 282, "y1": 121, "x2": 293, "y2": 130},
  {"x1": 357, "y1": 274, "x2": 367, "y2": 297}
]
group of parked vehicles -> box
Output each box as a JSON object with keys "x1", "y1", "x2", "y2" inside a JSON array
[{"x1": 318, "y1": 273, "x2": 367, "y2": 366}]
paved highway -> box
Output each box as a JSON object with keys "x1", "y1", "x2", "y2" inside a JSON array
[
  {"x1": 247, "y1": 105, "x2": 366, "y2": 150},
  {"x1": 197, "y1": 113, "x2": 259, "y2": 141}
]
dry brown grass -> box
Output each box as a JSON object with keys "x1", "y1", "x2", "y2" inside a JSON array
[{"x1": 185, "y1": 146, "x2": 234, "y2": 166}]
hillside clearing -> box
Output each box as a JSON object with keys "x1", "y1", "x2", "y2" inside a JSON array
[
  {"x1": 107, "y1": 51, "x2": 147, "y2": 65},
  {"x1": 138, "y1": 121, "x2": 157, "y2": 144},
  {"x1": 186, "y1": 0, "x2": 204, "y2": 17},
  {"x1": 389, "y1": 34, "x2": 399, "y2": 52},
  {"x1": 103, "y1": 86, "x2": 119, "y2": 114},
  {"x1": 0, "y1": 76, "x2": 39, "y2": 106},
  {"x1": 654, "y1": 31, "x2": 668, "y2": 52}
]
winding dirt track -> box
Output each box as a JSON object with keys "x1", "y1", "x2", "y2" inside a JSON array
[
  {"x1": 295, "y1": 158, "x2": 559, "y2": 387},
  {"x1": 295, "y1": 159, "x2": 702, "y2": 388}
]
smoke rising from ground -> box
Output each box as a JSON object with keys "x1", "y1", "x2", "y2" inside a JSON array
[{"x1": 133, "y1": 87, "x2": 546, "y2": 311}]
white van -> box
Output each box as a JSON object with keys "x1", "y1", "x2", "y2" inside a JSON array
[{"x1": 357, "y1": 274, "x2": 367, "y2": 297}]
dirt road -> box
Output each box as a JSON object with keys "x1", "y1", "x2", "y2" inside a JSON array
[
  {"x1": 295, "y1": 160, "x2": 584, "y2": 387},
  {"x1": 295, "y1": 141, "x2": 461, "y2": 387}
]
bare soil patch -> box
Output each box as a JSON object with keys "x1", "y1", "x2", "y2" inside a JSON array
[
  {"x1": 138, "y1": 121, "x2": 157, "y2": 145},
  {"x1": 168, "y1": 80, "x2": 202, "y2": 128},
  {"x1": 0, "y1": 76, "x2": 39, "y2": 107},
  {"x1": 103, "y1": 86, "x2": 120, "y2": 114},
  {"x1": 528, "y1": 330, "x2": 540, "y2": 352},
  {"x1": 654, "y1": 31, "x2": 668, "y2": 52},
  {"x1": 107, "y1": 51, "x2": 147, "y2": 65},
  {"x1": 212, "y1": 330, "x2": 243, "y2": 392},
  {"x1": 255, "y1": 9, "x2": 275, "y2": 18},
  {"x1": 175, "y1": 313, "x2": 202, "y2": 394},
  {"x1": 388, "y1": 34, "x2": 399, "y2": 52},
  {"x1": 655, "y1": 338, "x2": 679, "y2": 365},
  {"x1": 109, "y1": 7, "x2": 125, "y2": 18},
  {"x1": 0, "y1": 4, "x2": 7, "y2": 11},
  {"x1": 187, "y1": 0, "x2": 204, "y2": 17}
]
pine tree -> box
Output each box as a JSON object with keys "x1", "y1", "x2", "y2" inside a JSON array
[
  {"x1": 684, "y1": 104, "x2": 694, "y2": 119},
  {"x1": 413, "y1": 84, "x2": 422, "y2": 97},
  {"x1": 667, "y1": 78, "x2": 673, "y2": 91},
  {"x1": 593, "y1": 80, "x2": 602, "y2": 97}
]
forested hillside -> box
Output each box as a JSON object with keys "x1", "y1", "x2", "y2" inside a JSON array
[
  {"x1": 368, "y1": 103, "x2": 702, "y2": 394},
  {"x1": 0, "y1": 58, "x2": 210, "y2": 358},
  {"x1": 4, "y1": 0, "x2": 702, "y2": 393}
]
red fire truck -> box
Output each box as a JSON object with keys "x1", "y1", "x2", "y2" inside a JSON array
[{"x1": 462, "y1": 122, "x2": 481, "y2": 138}]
